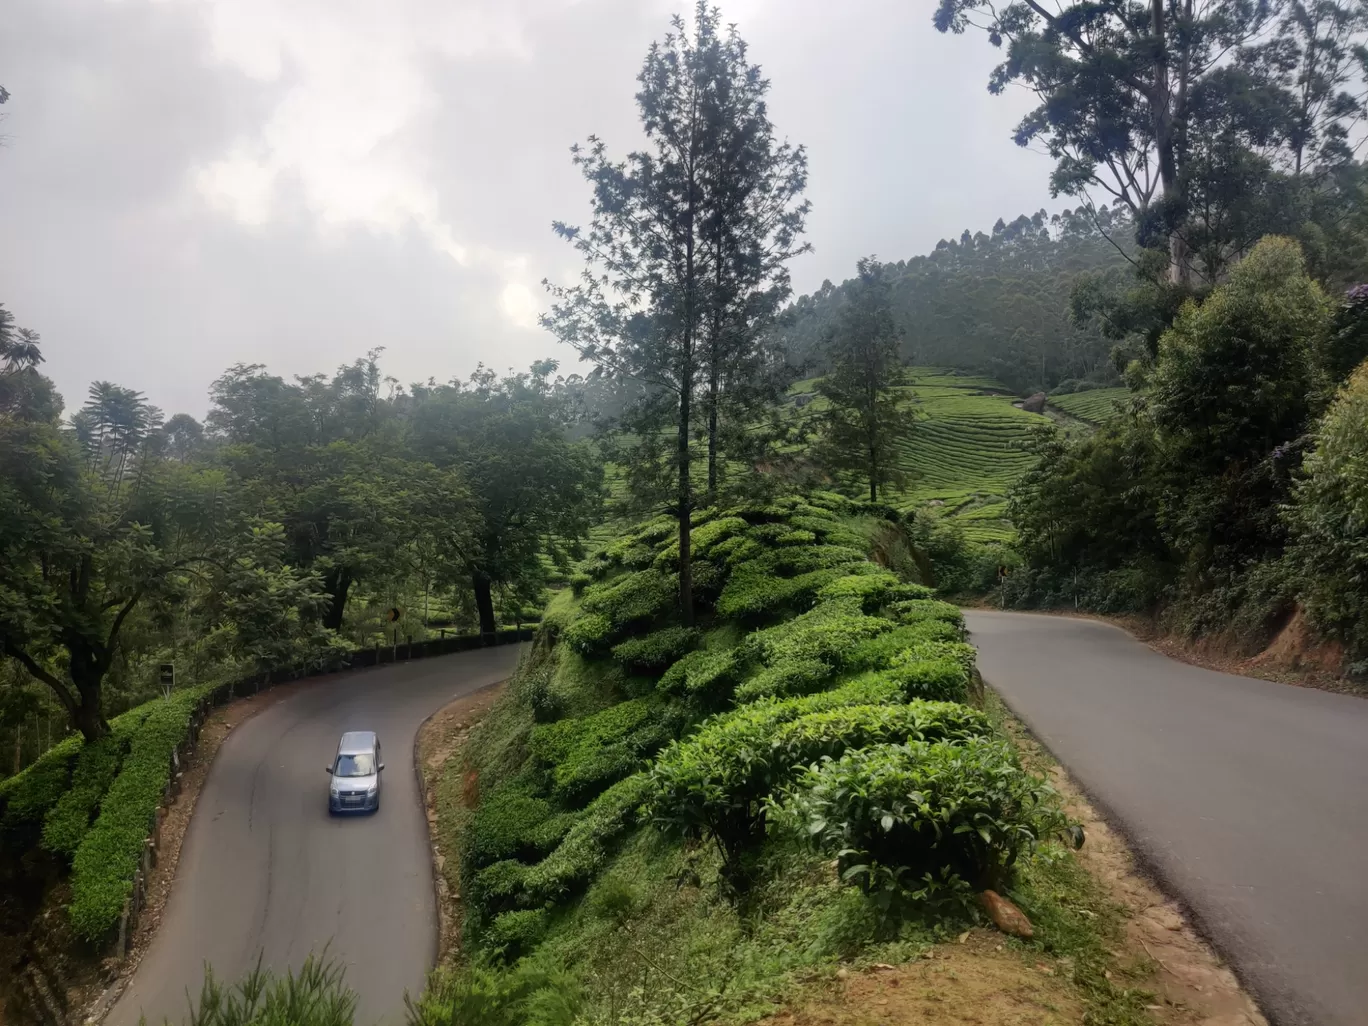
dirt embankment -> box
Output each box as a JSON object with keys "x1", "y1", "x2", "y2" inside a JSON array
[{"x1": 414, "y1": 683, "x2": 503, "y2": 963}]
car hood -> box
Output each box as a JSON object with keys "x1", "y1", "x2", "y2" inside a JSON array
[{"x1": 332, "y1": 773, "x2": 378, "y2": 791}]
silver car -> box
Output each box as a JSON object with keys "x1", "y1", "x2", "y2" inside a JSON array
[{"x1": 327, "y1": 730, "x2": 384, "y2": 814}]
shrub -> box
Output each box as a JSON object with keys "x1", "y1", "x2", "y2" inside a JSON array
[
  {"x1": 715, "y1": 566, "x2": 850, "y2": 619},
  {"x1": 779, "y1": 739, "x2": 1067, "y2": 899},
  {"x1": 889, "y1": 598, "x2": 964, "y2": 629},
  {"x1": 581, "y1": 569, "x2": 677, "y2": 628},
  {"x1": 562, "y1": 613, "x2": 613, "y2": 656},
  {"x1": 470, "y1": 860, "x2": 531, "y2": 919},
  {"x1": 41, "y1": 730, "x2": 132, "y2": 859},
  {"x1": 0, "y1": 737, "x2": 82, "y2": 856},
  {"x1": 519, "y1": 774, "x2": 652, "y2": 906},
  {"x1": 568, "y1": 572, "x2": 593, "y2": 596},
  {"x1": 657, "y1": 648, "x2": 744, "y2": 702},
  {"x1": 1290, "y1": 360, "x2": 1368, "y2": 657},
  {"x1": 842, "y1": 622, "x2": 967, "y2": 673},
  {"x1": 647, "y1": 699, "x2": 989, "y2": 891},
  {"x1": 815, "y1": 571, "x2": 906, "y2": 610},
  {"x1": 709, "y1": 534, "x2": 765, "y2": 567},
  {"x1": 484, "y1": 909, "x2": 549, "y2": 961},
  {"x1": 529, "y1": 700, "x2": 667, "y2": 806},
  {"x1": 733, "y1": 659, "x2": 832, "y2": 703},
  {"x1": 611, "y1": 626, "x2": 699, "y2": 673},
  {"x1": 743, "y1": 600, "x2": 892, "y2": 666},
  {"x1": 468, "y1": 784, "x2": 563, "y2": 868},
  {"x1": 177, "y1": 952, "x2": 357, "y2": 1026},
  {"x1": 69, "y1": 686, "x2": 212, "y2": 942}
]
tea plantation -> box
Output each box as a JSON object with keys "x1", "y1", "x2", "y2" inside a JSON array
[{"x1": 415, "y1": 493, "x2": 1133, "y2": 1025}]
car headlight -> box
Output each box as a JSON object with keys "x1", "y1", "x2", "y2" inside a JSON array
[{"x1": 367, "y1": 784, "x2": 378, "y2": 795}]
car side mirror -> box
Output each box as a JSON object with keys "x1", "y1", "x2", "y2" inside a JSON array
[
  {"x1": 325, "y1": 766, "x2": 333, "y2": 774},
  {"x1": 378, "y1": 763, "x2": 385, "y2": 772}
]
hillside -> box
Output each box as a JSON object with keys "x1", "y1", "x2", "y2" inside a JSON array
[
  {"x1": 418, "y1": 495, "x2": 1154, "y2": 1025},
  {"x1": 1049, "y1": 388, "x2": 1129, "y2": 425},
  {"x1": 792, "y1": 369, "x2": 1047, "y2": 544},
  {"x1": 780, "y1": 208, "x2": 1130, "y2": 395}
]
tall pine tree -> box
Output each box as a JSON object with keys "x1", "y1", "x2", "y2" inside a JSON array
[{"x1": 544, "y1": 4, "x2": 808, "y2": 623}]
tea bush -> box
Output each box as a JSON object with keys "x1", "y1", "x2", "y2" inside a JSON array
[
  {"x1": 743, "y1": 600, "x2": 892, "y2": 666},
  {"x1": 733, "y1": 659, "x2": 833, "y2": 703},
  {"x1": 0, "y1": 737, "x2": 82, "y2": 857},
  {"x1": 780, "y1": 738, "x2": 1066, "y2": 897},
  {"x1": 69, "y1": 684, "x2": 213, "y2": 942},
  {"x1": 581, "y1": 569, "x2": 677, "y2": 628},
  {"x1": 529, "y1": 700, "x2": 667, "y2": 806},
  {"x1": 562, "y1": 613, "x2": 613, "y2": 656},
  {"x1": 611, "y1": 626, "x2": 699, "y2": 673},
  {"x1": 484, "y1": 909, "x2": 549, "y2": 961},
  {"x1": 647, "y1": 699, "x2": 989, "y2": 882},
  {"x1": 40, "y1": 730, "x2": 132, "y2": 859},
  {"x1": 468, "y1": 783, "x2": 570, "y2": 868}
]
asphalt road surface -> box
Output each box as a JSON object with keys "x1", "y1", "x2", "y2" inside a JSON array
[
  {"x1": 107, "y1": 645, "x2": 522, "y2": 1026},
  {"x1": 967, "y1": 611, "x2": 1368, "y2": 1026}
]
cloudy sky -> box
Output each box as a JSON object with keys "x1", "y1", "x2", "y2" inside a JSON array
[{"x1": 1, "y1": 0, "x2": 1051, "y2": 419}]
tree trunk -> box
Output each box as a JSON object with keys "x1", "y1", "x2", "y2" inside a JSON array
[
  {"x1": 707, "y1": 353, "x2": 720, "y2": 503},
  {"x1": 72, "y1": 698, "x2": 109, "y2": 744},
  {"x1": 678, "y1": 383, "x2": 695, "y2": 627},
  {"x1": 322, "y1": 568, "x2": 353, "y2": 631},
  {"x1": 1150, "y1": 0, "x2": 1190, "y2": 287},
  {"x1": 473, "y1": 573, "x2": 497, "y2": 638}
]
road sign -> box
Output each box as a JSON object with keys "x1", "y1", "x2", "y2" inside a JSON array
[
  {"x1": 386, "y1": 607, "x2": 401, "y2": 622},
  {"x1": 159, "y1": 663, "x2": 175, "y2": 699}
]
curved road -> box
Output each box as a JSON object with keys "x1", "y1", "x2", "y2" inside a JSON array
[
  {"x1": 107, "y1": 646, "x2": 522, "y2": 1026},
  {"x1": 967, "y1": 611, "x2": 1368, "y2": 1026}
]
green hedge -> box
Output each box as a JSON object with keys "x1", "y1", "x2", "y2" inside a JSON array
[
  {"x1": 468, "y1": 783, "x2": 574, "y2": 868},
  {"x1": 41, "y1": 731, "x2": 131, "y2": 859},
  {"x1": 647, "y1": 699, "x2": 989, "y2": 877},
  {"x1": 517, "y1": 774, "x2": 652, "y2": 907},
  {"x1": 780, "y1": 739, "x2": 1066, "y2": 896},
  {"x1": 0, "y1": 737, "x2": 83, "y2": 857},
  {"x1": 743, "y1": 599, "x2": 892, "y2": 666},
  {"x1": 69, "y1": 685, "x2": 213, "y2": 942},
  {"x1": 563, "y1": 613, "x2": 613, "y2": 656},
  {"x1": 484, "y1": 909, "x2": 549, "y2": 961},
  {"x1": 528, "y1": 700, "x2": 667, "y2": 806},
  {"x1": 657, "y1": 648, "x2": 744, "y2": 702},
  {"x1": 581, "y1": 569, "x2": 677, "y2": 628},
  {"x1": 733, "y1": 658, "x2": 833, "y2": 703},
  {"x1": 610, "y1": 626, "x2": 699, "y2": 673}
]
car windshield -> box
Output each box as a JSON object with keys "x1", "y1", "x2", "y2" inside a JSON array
[{"x1": 334, "y1": 753, "x2": 375, "y2": 777}]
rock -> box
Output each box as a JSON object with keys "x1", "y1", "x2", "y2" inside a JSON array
[
  {"x1": 980, "y1": 890, "x2": 1034, "y2": 938},
  {"x1": 1020, "y1": 391, "x2": 1048, "y2": 414},
  {"x1": 836, "y1": 967, "x2": 850, "y2": 980}
]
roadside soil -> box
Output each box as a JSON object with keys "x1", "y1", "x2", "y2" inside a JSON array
[
  {"x1": 414, "y1": 683, "x2": 503, "y2": 963},
  {"x1": 755, "y1": 702, "x2": 1266, "y2": 1026}
]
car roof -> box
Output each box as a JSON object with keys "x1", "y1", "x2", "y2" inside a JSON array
[{"x1": 338, "y1": 731, "x2": 378, "y2": 753}]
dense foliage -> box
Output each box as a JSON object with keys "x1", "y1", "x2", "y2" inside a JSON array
[
  {"x1": 1006, "y1": 236, "x2": 1368, "y2": 663},
  {"x1": 440, "y1": 489, "x2": 1068, "y2": 1026}
]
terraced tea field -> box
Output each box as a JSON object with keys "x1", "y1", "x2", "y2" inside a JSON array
[
  {"x1": 884, "y1": 369, "x2": 1044, "y2": 541},
  {"x1": 1049, "y1": 387, "x2": 1128, "y2": 424}
]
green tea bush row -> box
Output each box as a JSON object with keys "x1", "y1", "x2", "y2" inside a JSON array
[
  {"x1": 468, "y1": 782, "x2": 575, "y2": 868},
  {"x1": 779, "y1": 739, "x2": 1067, "y2": 898},
  {"x1": 743, "y1": 599, "x2": 892, "y2": 666},
  {"x1": 581, "y1": 569, "x2": 677, "y2": 628},
  {"x1": 41, "y1": 730, "x2": 132, "y2": 859},
  {"x1": 714, "y1": 566, "x2": 851, "y2": 619},
  {"x1": 529, "y1": 700, "x2": 667, "y2": 806},
  {"x1": 647, "y1": 699, "x2": 989, "y2": 881},
  {"x1": 471, "y1": 774, "x2": 652, "y2": 919},
  {"x1": 733, "y1": 658, "x2": 833, "y2": 703},
  {"x1": 0, "y1": 737, "x2": 83, "y2": 857},
  {"x1": 611, "y1": 626, "x2": 698, "y2": 673},
  {"x1": 657, "y1": 648, "x2": 743, "y2": 702},
  {"x1": 69, "y1": 685, "x2": 213, "y2": 941}
]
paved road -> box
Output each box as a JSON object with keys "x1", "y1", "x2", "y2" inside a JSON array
[
  {"x1": 966, "y1": 611, "x2": 1368, "y2": 1026},
  {"x1": 107, "y1": 646, "x2": 522, "y2": 1026}
]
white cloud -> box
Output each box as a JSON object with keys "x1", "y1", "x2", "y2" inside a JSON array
[{"x1": 177, "y1": 0, "x2": 546, "y2": 324}]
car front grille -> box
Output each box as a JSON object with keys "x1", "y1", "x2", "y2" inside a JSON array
[{"x1": 338, "y1": 791, "x2": 369, "y2": 807}]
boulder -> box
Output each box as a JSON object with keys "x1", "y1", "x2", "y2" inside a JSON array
[{"x1": 1020, "y1": 392, "x2": 1048, "y2": 414}]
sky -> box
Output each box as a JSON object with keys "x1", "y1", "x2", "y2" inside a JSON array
[{"x1": 0, "y1": 0, "x2": 1053, "y2": 420}]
